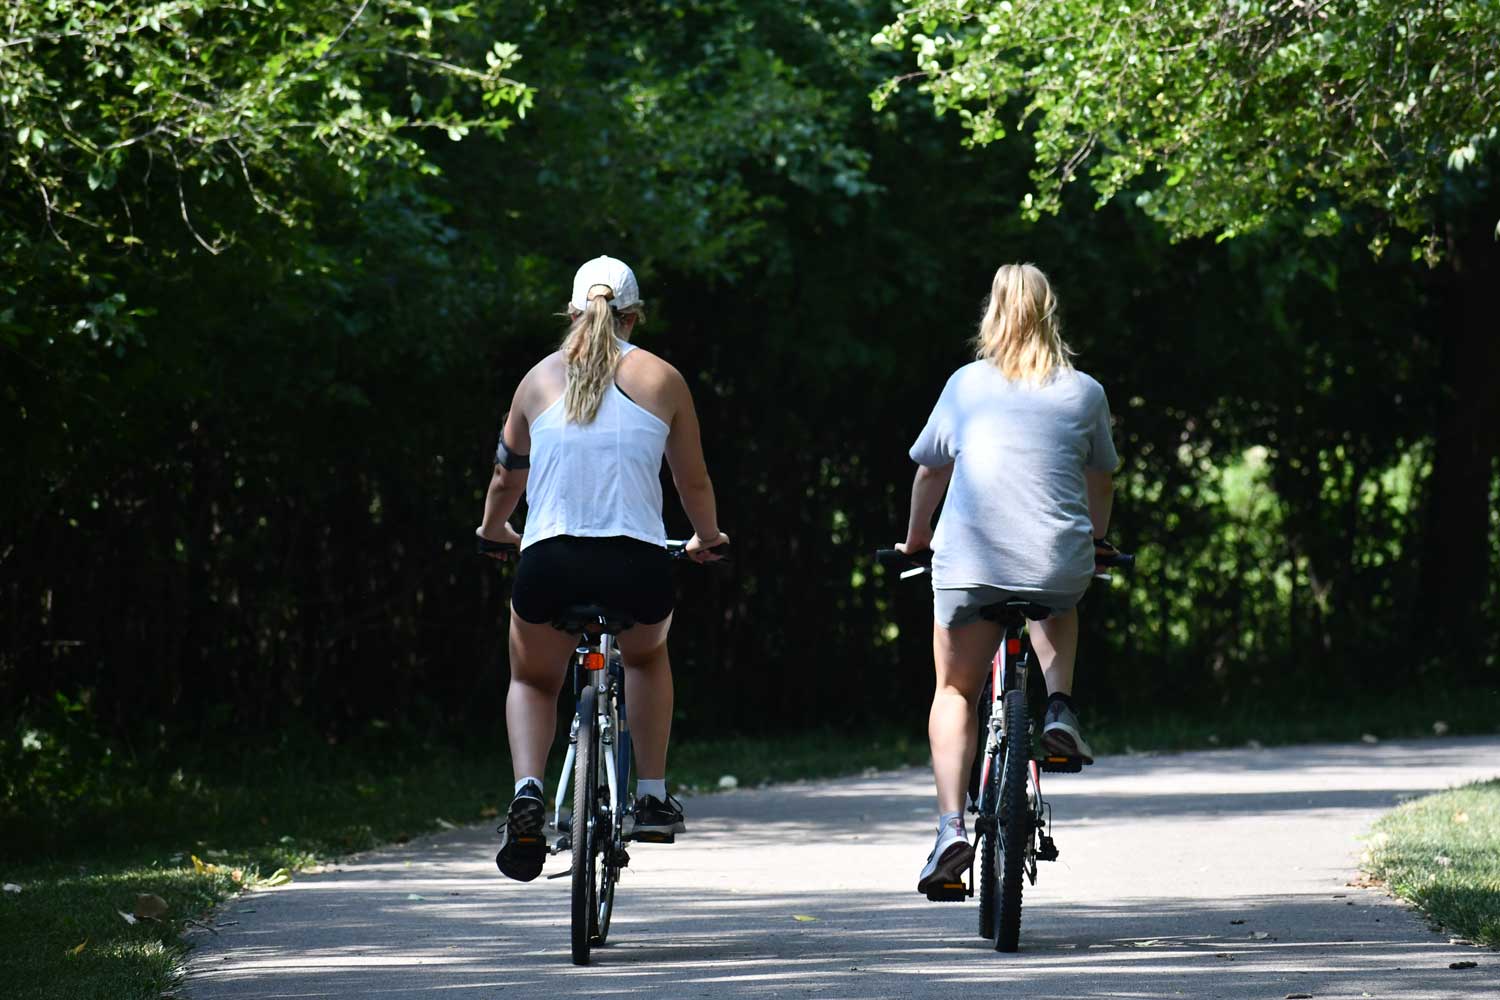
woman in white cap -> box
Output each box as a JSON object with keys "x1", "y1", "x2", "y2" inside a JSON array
[
  {"x1": 477, "y1": 255, "x2": 728, "y2": 882},
  {"x1": 895, "y1": 262, "x2": 1118, "y2": 897}
]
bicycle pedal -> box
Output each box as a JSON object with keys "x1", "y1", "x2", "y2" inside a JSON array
[
  {"x1": 924, "y1": 883, "x2": 969, "y2": 903},
  {"x1": 1040, "y1": 755, "x2": 1084, "y2": 773},
  {"x1": 628, "y1": 831, "x2": 675, "y2": 844}
]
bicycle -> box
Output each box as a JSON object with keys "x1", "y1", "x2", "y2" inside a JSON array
[
  {"x1": 478, "y1": 535, "x2": 719, "y2": 965},
  {"x1": 875, "y1": 545, "x2": 1133, "y2": 952}
]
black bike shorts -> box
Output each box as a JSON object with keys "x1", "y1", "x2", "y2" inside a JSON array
[{"x1": 511, "y1": 535, "x2": 673, "y2": 627}]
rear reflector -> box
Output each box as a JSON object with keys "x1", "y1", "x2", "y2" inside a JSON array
[{"x1": 583, "y1": 652, "x2": 606, "y2": 671}]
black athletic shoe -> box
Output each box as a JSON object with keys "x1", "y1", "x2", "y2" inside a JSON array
[
  {"x1": 630, "y1": 793, "x2": 686, "y2": 841},
  {"x1": 495, "y1": 781, "x2": 547, "y2": 881}
]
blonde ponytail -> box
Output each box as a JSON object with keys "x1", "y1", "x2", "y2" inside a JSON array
[
  {"x1": 973, "y1": 263, "x2": 1075, "y2": 383},
  {"x1": 559, "y1": 284, "x2": 644, "y2": 424}
]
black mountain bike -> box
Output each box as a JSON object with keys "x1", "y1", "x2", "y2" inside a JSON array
[
  {"x1": 876, "y1": 546, "x2": 1133, "y2": 952},
  {"x1": 479, "y1": 536, "x2": 716, "y2": 965}
]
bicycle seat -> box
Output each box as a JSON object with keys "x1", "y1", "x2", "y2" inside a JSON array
[
  {"x1": 979, "y1": 599, "x2": 1054, "y2": 625},
  {"x1": 552, "y1": 603, "x2": 636, "y2": 634}
]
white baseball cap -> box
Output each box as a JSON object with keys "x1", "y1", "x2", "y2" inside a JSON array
[{"x1": 569, "y1": 255, "x2": 641, "y2": 312}]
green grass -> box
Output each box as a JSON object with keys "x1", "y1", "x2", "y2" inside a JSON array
[
  {"x1": 3, "y1": 691, "x2": 1498, "y2": 1000},
  {"x1": 1364, "y1": 780, "x2": 1500, "y2": 948}
]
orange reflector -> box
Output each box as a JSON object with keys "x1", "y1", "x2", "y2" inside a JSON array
[
  {"x1": 583, "y1": 652, "x2": 606, "y2": 671},
  {"x1": 1006, "y1": 638, "x2": 1021, "y2": 654}
]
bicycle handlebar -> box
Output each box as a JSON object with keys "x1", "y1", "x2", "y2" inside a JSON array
[
  {"x1": 875, "y1": 546, "x2": 1134, "y2": 577},
  {"x1": 475, "y1": 536, "x2": 728, "y2": 561}
]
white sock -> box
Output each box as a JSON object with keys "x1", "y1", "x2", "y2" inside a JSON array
[
  {"x1": 637, "y1": 778, "x2": 668, "y2": 801},
  {"x1": 938, "y1": 810, "x2": 965, "y2": 836},
  {"x1": 515, "y1": 776, "x2": 543, "y2": 797}
]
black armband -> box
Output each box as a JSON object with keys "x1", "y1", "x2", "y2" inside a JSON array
[{"x1": 495, "y1": 435, "x2": 529, "y2": 471}]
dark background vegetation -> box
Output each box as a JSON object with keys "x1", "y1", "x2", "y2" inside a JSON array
[{"x1": 4, "y1": 1, "x2": 1498, "y2": 858}]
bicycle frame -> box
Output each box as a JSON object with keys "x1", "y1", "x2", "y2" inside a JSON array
[
  {"x1": 976, "y1": 627, "x2": 1041, "y2": 816},
  {"x1": 553, "y1": 631, "x2": 630, "y2": 834}
]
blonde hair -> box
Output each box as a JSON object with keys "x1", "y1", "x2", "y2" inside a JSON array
[
  {"x1": 560, "y1": 284, "x2": 646, "y2": 423},
  {"x1": 973, "y1": 263, "x2": 1075, "y2": 383}
]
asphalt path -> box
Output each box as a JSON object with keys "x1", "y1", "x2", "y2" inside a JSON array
[{"x1": 185, "y1": 736, "x2": 1500, "y2": 999}]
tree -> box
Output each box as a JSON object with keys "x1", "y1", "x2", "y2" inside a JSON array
[
  {"x1": 2, "y1": 0, "x2": 530, "y2": 351},
  {"x1": 873, "y1": 0, "x2": 1500, "y2": 668}
]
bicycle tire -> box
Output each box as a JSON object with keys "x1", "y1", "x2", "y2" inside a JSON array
[
  {"x1": 570, "y1": 686, "x2": 598, "y2": 966},
  {"x1": 977, "y1": 748, "x2": 1000, "y2": 939},
  {"x1": 994, "y1": 688, "x2": 1030, "y2": 952},
  {"x1": 593, "y1": 699, "x2": 627, "y2": 945}
]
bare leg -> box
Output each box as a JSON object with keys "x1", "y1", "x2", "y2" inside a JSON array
[
  {"x1": 1031, "y1": 607, "x2": 1079, "y2": 697},
  {"x1": 930, "y1": 618, "x2": 1003, "y2": 815},
  {"x1": 617, "y1": 615, "x2": 673, "y2": 780},
  {"x1": 506, "y1": 607, "x2": 579, "y2": 784}
]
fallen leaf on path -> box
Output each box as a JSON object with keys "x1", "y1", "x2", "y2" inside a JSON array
[
  {"x1": 406, "y1": 894, "x2": 427, "y2": 901},
  {"x1": 1229, "y1": 919, "x2": 1246, "y2": 925},
  {"x1": 2, "y1": 883, "x2": 20, "y2": 894},
  {"x1": 1215, "y1": 953, "x2": 1234, "y2": 959},
  {"x1": 1285, "y1": 993, "x2": 1313, "y2": 998},
  {"x1": 1450, "y1": 961, "x2": 1477, "y2": 970},
  {"x1": 68, "y1": 940, "x2": 87, "y2": 956},
  {"x1": 134, "y1": 894, "x2": 169, "y2": 920},
  {"x1": 1249, "y1": 931, "x2": 1273, "y2": 940},
  {"x1": 792, "y1": 915, "x2": 817, "y2": 922},
  {"x1": 435, "y1": 818, "x2": 457, "y2": 830},
  {"x1": 258, "y1": 869, "x2": 292, "y2": 887},
  {"x1": 1132, "y1": 939, "x2": 1163, "y2": 947}
]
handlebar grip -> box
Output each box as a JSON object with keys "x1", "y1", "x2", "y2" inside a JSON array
[
  {"x1": 876, "y1": 548, "x2": 932, "y2": 570},
  {"x1": 666, "y1": 539, "x2": 731, "y2": 561},
  {"x1": 476, "y1": 537, "x2": 518, "y2": 556}
]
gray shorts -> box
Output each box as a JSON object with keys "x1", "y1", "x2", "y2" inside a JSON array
[{"x1": 933, "y1": 585, "x2": 1083, "y2": 629}]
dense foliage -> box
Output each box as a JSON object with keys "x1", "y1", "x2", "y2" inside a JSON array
[
  {"x1": 873, "y1": 0, "x2": 1500, "y2": 251},
  {"x1": 2, "y1": 1, "x2": 1496, "y2": 832}
]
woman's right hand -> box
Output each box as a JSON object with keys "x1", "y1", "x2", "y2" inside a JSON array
[{"x1": 685, "y1": 530, "x2": 730, "y2": 563}]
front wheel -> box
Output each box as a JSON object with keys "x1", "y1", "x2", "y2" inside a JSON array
[
  {"x1": 570, "y1": 687, "x2": 598, "y2": 966},
  {"x1": 994, "y1": 688, "x2": 1031, "y2": 952}
]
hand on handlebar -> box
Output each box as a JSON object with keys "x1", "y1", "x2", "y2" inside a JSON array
[
  {"x1": 685, "y1": 530, "x2": 730, "y2": 564},
  {"x1": 475, "y1": 522, "x2": 522, "y2": 560}
]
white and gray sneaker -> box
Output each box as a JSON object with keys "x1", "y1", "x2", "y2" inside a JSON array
[
  {"x1": 1041, "y1": 700, "x2": 1095, "y2": 764},
  {"x1": 916, "y1": 817, "x2": 974, "y2": 896}
]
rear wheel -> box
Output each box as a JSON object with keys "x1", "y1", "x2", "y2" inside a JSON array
[
  {"x1": 570, "y1": 687, "x2": 598, "y2": 966},
  {"x1": 594, "y1": 702, "x2": 628, "y2": 945},
  {"x1": 977, "y1": 748, "x2": 1000, "y2": 939},
  {"x1": 994, "y1": 688, "x2": 1030, "y2": 952}
]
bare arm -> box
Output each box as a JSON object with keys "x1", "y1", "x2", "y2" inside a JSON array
[
  {"x1": 899, "y1": 462, "x2": 954, "y2": 553},
  {"x1": 1085, "y1": 468, "x2": 1113, "y2": 540},
  {"x1": 476, "y1": 392, "x2": 532, "y2": 551},
  {"x1": 662, "y1": 371, "x2": 724, "y2": 554}
]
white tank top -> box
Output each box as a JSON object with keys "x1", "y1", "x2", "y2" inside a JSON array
[{"x1": 521, "y1": 341, "x2": 670, "y2": 550}]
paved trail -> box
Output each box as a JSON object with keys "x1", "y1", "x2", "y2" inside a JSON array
[{"x1": 186, "y1": 737, "x2": 1500, "y2": 999}]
